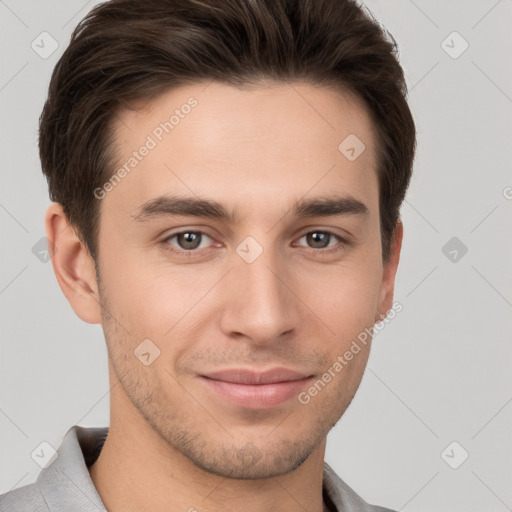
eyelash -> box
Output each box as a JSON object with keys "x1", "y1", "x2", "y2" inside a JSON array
[{"x1": 160, "y1": 229, "x2": 349, "y2": 258}]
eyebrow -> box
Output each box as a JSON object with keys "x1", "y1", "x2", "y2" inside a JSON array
[{"x1": 131, "y1": 194, "x2": 369, "y2": 223}]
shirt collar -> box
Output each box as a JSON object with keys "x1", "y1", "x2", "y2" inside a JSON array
[{"x1": 38, "y1": 425, "x2": 107, "y2": 512}]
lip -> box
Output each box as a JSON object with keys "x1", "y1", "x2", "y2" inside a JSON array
[{"x1": 199, "y1": 368, "x2": 314, "y2": 409}]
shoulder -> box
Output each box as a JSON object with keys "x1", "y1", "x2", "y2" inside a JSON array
[{"x1": 0, "y1": 482, "x2": 49, "y2": 512}]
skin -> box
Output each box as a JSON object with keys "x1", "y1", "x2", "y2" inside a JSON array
[{"x1": 45, "y1": 81, "x2": 403, "y2": 512}]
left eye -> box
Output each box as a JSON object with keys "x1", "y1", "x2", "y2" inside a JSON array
[{"x1": 295, "y1": 231, "x2": 343, "y2": 250}]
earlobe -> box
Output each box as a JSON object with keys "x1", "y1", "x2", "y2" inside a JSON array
[
  {"x1": 44, "y1": 202, "x2": 102, "y2": 324},
  {"x1": 375, "y1": 219, "x2": 404, "y2": 323}
]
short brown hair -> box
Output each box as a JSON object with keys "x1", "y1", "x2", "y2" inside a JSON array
[{"x1": 39, "y1": 0, "x2": 416, "y2": 264}]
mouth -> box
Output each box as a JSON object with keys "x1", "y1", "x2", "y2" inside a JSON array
[{"x1": 199, "y1": 368, "x2": 314, "y2": 409}]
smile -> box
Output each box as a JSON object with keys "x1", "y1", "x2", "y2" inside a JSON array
[{"x1": 199, "y1": 367, "x2": 314, "y2": 409}]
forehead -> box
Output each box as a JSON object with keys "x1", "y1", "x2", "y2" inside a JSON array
[{"x1": 104, "y1": 81, "x2": 379, "y2": 226}]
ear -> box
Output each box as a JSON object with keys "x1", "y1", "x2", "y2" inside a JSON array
[
  {"x1": 375, "y1": 219, "x2": 403, "y2": 323},
  {"x1": 44, "y1": 202, "x2": 102, "y2": 324}
]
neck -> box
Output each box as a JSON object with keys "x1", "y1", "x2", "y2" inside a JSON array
[{"x1": 88, "y1": 406, "x2": 330, "y2": 512}]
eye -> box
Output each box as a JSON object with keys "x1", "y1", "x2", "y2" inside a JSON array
[
  {"x1": 294, "y1": 230, "x2": 347, "y2": 254},
  {"x1": 162, "y1": 230, "x2": 216, "y2": 255},
  {"x1": 160, "y1": 228, "x2": 348, "y2": 258}
]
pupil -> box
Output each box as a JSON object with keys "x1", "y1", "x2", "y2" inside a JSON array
[
  {"x1": 180, "y1": 232, "x2": 200, "y2": 249},
  {"x1": 308, "y1": 232, "x2": 328, "y2": 248}
]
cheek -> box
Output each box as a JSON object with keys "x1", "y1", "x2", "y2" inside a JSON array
[
  {"x1": 297, "y1": 258, "x2": 382, "y2": 338},
  {"x1": 99, "y1": 250, "x2": 222, "y2": 354}
]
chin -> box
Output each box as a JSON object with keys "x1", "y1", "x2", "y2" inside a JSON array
[{"x1": 178, "y1": 434, "x2": 321, "y2": 480}]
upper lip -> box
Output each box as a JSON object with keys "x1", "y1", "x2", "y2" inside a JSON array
[{"x1": 201, "y1": 368, "x2": 312, "y2": 385}]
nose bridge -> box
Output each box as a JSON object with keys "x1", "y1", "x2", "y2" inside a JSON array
[{"x1": 221, "y1": 239, "x2": 298, "y2": 343}]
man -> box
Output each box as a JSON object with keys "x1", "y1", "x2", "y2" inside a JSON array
[{"x1": 0, "y1": 0, "x2": 415, "y2": 510}]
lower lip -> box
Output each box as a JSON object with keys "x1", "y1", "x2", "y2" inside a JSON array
[{"x1": 200, "y1": 376, "x2": 313, "y2": 409}]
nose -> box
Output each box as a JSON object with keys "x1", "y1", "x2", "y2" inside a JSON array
[{"x1": 218, "y1": 245, "x2": 300, "y2": 346}]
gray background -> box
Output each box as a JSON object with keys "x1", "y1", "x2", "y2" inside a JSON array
[{"x1": 1, "y1": 1, "x2": 511, "y2": 511}]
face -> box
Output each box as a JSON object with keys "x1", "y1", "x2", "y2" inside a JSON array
[{"x1": 94, "y1": 81, "x2": 395, "y2": 479}]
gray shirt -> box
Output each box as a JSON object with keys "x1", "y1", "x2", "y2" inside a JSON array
[{"x1": 0, "y1": 425, "x2": 396, "y2": 512}]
